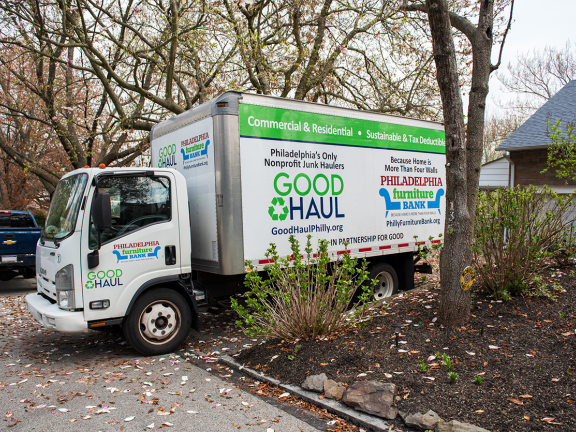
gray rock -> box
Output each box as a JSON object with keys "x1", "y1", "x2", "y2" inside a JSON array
[
  {"x1": 301, "y1": 373, "x2": 327, "y2": 392},
  {"x1": 436, "y1": 420, "x2": 491, "y2": 432},
  {"x1": 342, "y1": 380, "x2": 398, "y2": 419},
  {"x1": 323, "y1": 379, "x2": 346, "y2": 400},
  {"x1": 403, "y1": 410, "x2": 440, "y2": 431},
  {"x1": 337, "y1": 375, "x2": 356, "y2": 384}
]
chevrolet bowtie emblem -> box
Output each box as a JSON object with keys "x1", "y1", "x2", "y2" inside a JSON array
[{"x1": 3, "y1": 240, "x2": 16, "y2": 245}]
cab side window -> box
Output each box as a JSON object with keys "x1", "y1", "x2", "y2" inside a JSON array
[{"x1": 89, "y1": 176, "x2": 171, "y2": 248}]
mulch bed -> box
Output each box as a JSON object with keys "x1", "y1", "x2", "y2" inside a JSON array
[{"x1": 235, "y1": 266, "x2": 576, "y2": 432}]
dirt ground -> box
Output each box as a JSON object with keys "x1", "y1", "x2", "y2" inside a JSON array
[{"x1": 233, "y1": 266, "x2": 576, "y2": 432}]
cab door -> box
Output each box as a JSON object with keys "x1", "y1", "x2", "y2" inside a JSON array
[{"x1": 81, "y1": 172, "x2": 181, "y2": 322}]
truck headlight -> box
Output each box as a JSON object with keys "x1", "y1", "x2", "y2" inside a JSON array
[
  {"x1": 36, "y1": 245, "x2": 40, "y2": 276},
  {"x1": 56, "y1": 264, "x2": 75, "y2": 310}
]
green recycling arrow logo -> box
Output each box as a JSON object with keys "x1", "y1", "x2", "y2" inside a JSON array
[{"x1": 268, "y1": 197, "x2": 289, "y2": 221}]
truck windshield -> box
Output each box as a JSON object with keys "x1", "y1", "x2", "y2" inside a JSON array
[{"x1": 44, "y1": 174, "x2": 88, "y2": 240}]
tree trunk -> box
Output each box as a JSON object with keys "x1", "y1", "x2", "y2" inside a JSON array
[
  {"x1": 426, "y1": 0, "x2": 471, "y2": 325},
  {"x1": 465, "y1": 1, "x2": 494, "y2": 231}
]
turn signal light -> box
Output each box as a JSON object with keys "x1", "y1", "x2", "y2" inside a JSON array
[{"x1": 89, "y1": 299, "x2": 110, "y2": 309}]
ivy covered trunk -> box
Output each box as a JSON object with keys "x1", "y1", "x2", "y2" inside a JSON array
[{"x1": 426, "y1": 0, "x2": 471, "y2": 325}]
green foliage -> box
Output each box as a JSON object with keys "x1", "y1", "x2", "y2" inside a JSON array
[
  {"x1": 419, "y1": 359, "x2": 426, "y2": 373},
  {"x1": 449, "y1": 371, "x2": 458, "y2": 383},
  {"x1": 287, "y1": 344, "x2": 303, "y2": 361},
  {"x1": 436, "y1": 351, "x2": 441, "y2": 364},
  {"x1": 473, "y1": 375, "x2": 484, "y2": 385},
  {"x1": 443, "y1": 353, "x2": 452, "y2": 371},
  {"x1": 33, "y1": 213, "x2": 46, "y2": 227},
  {"x1": 543, "y1": 117, "x2": 576, "y2": 183},
  {"x1": 551, "y1": 225, "x2": 576, "y2": 267},
  {"x1": 413, "y1": 234, "x2": 443, "y2": 272},
  {"x1": 232, "y1": 235, "x2": 374, "y2": 340},
  {"x1": 473, "y1": 186, "x2": 575, "y2": 299},
  {"x1": 527, "y1": 275, "x2": 558, "y2": 301}
]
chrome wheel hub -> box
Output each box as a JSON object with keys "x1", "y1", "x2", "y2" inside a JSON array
[
  {"x1": 373, "y1": 272, "x2": 394, "y2": 300},
  {"x1": 139, "y1": 301, "x2": 179, "y2": 342}
]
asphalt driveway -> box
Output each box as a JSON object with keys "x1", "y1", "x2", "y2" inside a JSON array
[{"x1": 0, "y1": 286, "x2": 320, "y2": 431}]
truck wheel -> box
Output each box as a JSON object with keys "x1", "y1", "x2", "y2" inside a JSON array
[
  {"x1": 369, "y1": 263, "x2": 399, "y2": 301},
  {"x1": 123, "y1": 288, "x2": 191, "y2": 356}
]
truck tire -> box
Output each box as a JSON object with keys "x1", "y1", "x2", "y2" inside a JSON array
[
  {"x1": 123, "y1": 288, "x2": 192, "y2": 356},
  {"x1": 369, "y1": 263, "x2": 399, "y2": 301}
]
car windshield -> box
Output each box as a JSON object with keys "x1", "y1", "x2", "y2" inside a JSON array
[{"x1": 44, "y1": 174, "x2": 88, "y2": 240}]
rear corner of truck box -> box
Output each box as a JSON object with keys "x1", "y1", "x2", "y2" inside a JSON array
[{"x1": 211, "y1": 92, "x2": 246, "y2": 275}]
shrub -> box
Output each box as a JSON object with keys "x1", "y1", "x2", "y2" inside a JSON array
[
  {"x1": 473, "y1": 186, "x2": 574, "y2": 299},
  {"x1": 231, "y1": 234, "x2": 374, "y2": 340},
  {"x1": 551, "y1": 224, "x2": 576, "y2": 267},
  {"x1": 33, "y1": 212, "x2": 46, "y2": 227}
]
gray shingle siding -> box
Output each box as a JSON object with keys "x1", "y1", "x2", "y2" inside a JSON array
[{"x1": 496, "y1": 80, "x2": 576, "y2": 151}]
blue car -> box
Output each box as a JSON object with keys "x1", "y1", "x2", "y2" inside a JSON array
[{"x1": 0, "y1": 210, "x2": 42, "y2": 281}]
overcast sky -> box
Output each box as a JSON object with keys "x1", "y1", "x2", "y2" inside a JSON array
[{"x1": 487, "y1": 0, "x2": 575, "y2": 113}]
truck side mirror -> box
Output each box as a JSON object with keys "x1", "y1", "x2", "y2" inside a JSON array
[{"x1": 91, "y1": 193, "x2": 112, "y2": 230}]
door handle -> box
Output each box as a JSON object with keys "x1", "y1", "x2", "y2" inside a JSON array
[{"x1": 165, "y1": 245, "x2": 177, "y2": 265}]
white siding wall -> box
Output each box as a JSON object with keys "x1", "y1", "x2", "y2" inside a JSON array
[{"x1": 479, "y1": 157, "x2": 509, "y2": 189}]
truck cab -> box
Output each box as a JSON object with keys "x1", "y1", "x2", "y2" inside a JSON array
[{"x1": 26, "y1": 167, "x2": 203, "y2": 355}]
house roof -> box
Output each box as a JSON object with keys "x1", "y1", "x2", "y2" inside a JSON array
[
  {"x1": 481, "y1": 156, "x2": 506, "y2": 167},
  {"x1": 496, "y1": 80, "x2": 576, "y2": 151}
]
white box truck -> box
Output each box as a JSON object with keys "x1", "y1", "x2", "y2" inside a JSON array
[{"x1": 26, "y1": 92, "x2": 446, "y2": 355}]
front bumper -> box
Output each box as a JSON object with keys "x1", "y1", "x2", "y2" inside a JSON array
[
  {"x1": 26, "y1": 293, "x2": 88, "y2": 332},
  {"x1": 0, "y1": 254, "x2": 35, "y2": 269}
]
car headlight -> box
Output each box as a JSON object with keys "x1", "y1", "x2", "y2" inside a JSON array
[{"x1": 55, "y1": 264, "x2": 75, "y2": 310}]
